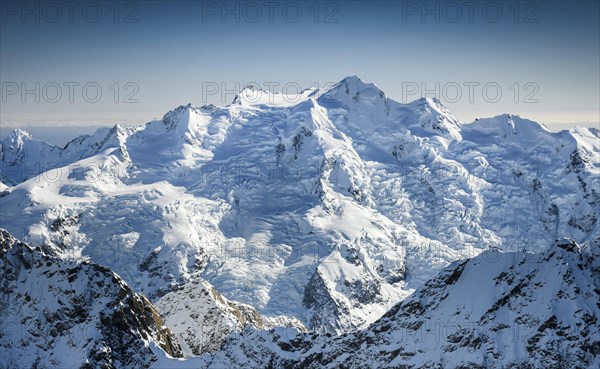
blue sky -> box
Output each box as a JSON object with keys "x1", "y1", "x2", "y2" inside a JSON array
[{"x1": 1, "y1": 0, "x2": 599, "y2": 144}]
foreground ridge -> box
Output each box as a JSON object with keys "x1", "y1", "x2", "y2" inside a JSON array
[
  {"x1": 0, "y1": 229, "x2": 183, "y2": 368},
  {"x1": 190, "y1": 238, "x2": 600, "y2": 369}
]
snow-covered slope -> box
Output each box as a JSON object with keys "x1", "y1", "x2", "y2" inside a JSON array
[
  {"x1": 2, "y1": 226, "x2": 597, "y2": 368},
  {"x1": 155, "y1": 277, "x2": 305, "y2": 357},
  {"x1": 0, "y1": 125, "x2": 132, "y2": 185},
  {"x1": 0, "y1": 229, "x2": 183, "y2": 369},
  {"x1": 0, "y1": 129, "x2": 56, "y2": 185},
  {"x1": 0, "y1": 76, "x2": 598, "y2": 336},
  {"x1": 191, "y1": 238, "x2": 600, "y2": 369}
]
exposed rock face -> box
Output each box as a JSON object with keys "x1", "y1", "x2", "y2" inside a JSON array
[{"x1": 0, "y1": 229, "x2": 183, "y2": 369}]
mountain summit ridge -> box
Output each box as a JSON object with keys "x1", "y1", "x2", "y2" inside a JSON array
[{"x1": 0, "y1": 76, "x2": 598, "y2": 337}]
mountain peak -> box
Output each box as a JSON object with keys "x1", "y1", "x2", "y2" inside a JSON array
[
  {"x1": 407, "y1": 97, "x2": 455, "y2": 118},
  {"x1": 240, "y1": 84, "x2": 260, "y2": 93},
  {"x1": 161, "y1": 104, "x2": 197, "y2": 131},
  {"x1": 465, "y1": 113, "x2": 551, "y2": 139},
  {"x1": 158, "y1": 103, "x2": 212, "y2": 151},
  {"x1": 340, "y1": 74, "x2": 365, "y2": 84},
  {"x1": 2, "y1": 128, "x2": 33, "y2": 146},
  {"x1": 232, "y1": 84, "x2": 264, "y2": 105},
  {"x1": 335, "y1": 75, "x2": 381, "y2": 93},
  {"x1": 318, "y1": 75, "x2": 386, "y2": 107}
]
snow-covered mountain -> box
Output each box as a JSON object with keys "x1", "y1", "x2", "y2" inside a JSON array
[
  {"x1": 188, "y1": 238, "x2": 600, "y2": 369},
  {"x1": 0, "y1": 76, "x2": 598, "y2": 340},
  {"x1": 2, "y1": 230, "x2": 598, "y2": 368},
  {"x1": 155, "y1": 277, "x2": 305, "y2": 357},
  {"x1": 0, "y1": 229, "x2": 182, "y2": 368},
  {"x1": 0, "y1": 126, "x2": 132, "y2": 186}
]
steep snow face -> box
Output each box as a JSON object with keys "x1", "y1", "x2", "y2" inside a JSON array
[
  {"x1": 0, "y1": 229, "x2": 183, "y2": 369},
  {"x1": 0, "y1": 76, "x2": 598, "y2": 335},
  {"x1": 191, "y1": 239, "x2": 600, "y2": 369}
]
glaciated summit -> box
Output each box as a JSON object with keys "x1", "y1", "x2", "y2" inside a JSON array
[{"x1": 0, "y1": 76, "x2": 598, "y2": 337}]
